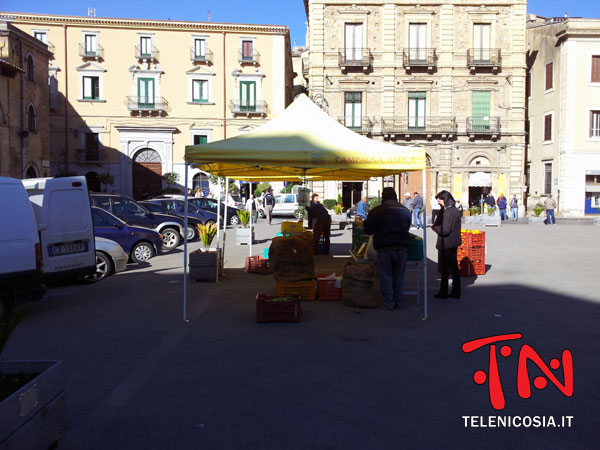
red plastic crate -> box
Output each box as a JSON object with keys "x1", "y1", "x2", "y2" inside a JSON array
[
  {"x1": 245, "y1": 256, "x2": 273, "y2": 274},
  {"x1": 461, "y1": 231, "x2": 486, "y2": 248},
  {"x1": 317, "y1": 273, "x2": 343, "y2": 300},
  {"x1": 459, "y1": 259, "x2": 486, "y2": 276},
  {"x1": 457, "y1": 246, "x2": 485, "y2": 261},
  {"x1": 256, "y1": 294, "x2": 302, "y2": 323}
]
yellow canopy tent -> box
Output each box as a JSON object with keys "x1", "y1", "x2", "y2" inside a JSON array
[{"x1": 181, "y1": 94, "x2": 430, "y2": 321}]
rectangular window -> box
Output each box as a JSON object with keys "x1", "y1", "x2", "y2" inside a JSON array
[
  {"x1": 140, "y1": 36, "x2": 152, "y2": 57},
  {"x1": 192, "y1": 79, "x2": 208, "y2": 102},
  {"x1": 544, "y1": 114, "x2": 552, "y2": 141},
  {"x1": 242, "y1": 40, "x2": 253, "y2": 61},
  {"x1": 34, "y1": 31, "x2": 48, "y2": 43},
  {"x1": 240, "y1": 81, "x2": 256, "y2": 111},
  {"x1": 544, "y1": 163, "x2": 552, "y2": 195},
  {"x1": 345, "y1": 23, "x2": 363, "y2": 61},
  {"x1": 472, "y1": 91, "x2": 491, "y2": 131},
  {"x1": 83, "y1": 76, "x2": 99, "y2": 100},
  {"x1": 344, "y1": 92, "x2": 362, "y2": 130},
  {"x1": 84, "y1": 34, "x2": 97, "y2": 55},
  {"x1": 525, "y1": 165, "x2": 531, "y2": 193},
  {"x1": 85, "y1": 132, "x2": 100, "y2": 161},
  {"x1": 193, "y1": 135, "x2": 208, "y2": 145},
  {"x1": 473, "y1": 24, "x2": 491, "y2": 62},
  {"x1": 408, "y1": 23, "x2": 427, "y2": 61},
  {"x1": 408, "y1": 92, "x2": 426, "y2": 129},
  {"x1": 592, "y1": 56, "x2": 600, "y2": 82},
  {"x1": 194, "y1": 38, "x2": 206, "y2": 59},
  {"x1": 138, "y1": 78, "x2": 155, "y2": 107},
  {"x1": 545, "y1": 62, "x2": 553, "y2": 91},
  {"x1": 591, "y1": 111, "x2": 600, "y2": 137}
]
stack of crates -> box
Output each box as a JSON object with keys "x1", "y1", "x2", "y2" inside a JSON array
[{"x1": 458, "y1": 230, "x2": 486, "y2": 276}]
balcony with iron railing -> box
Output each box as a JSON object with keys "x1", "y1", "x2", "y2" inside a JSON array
[
  {"x1": 402, "y1": 48, "x2": 437, "y2": 71},
  {"x1": 381, "y1": 117, "x2": 457, "y2": 139},
  {"x1": 79, "y1": 43, "x2": 104, "y2": 60},
  {"x1": 466, "y1": 116, "x2": 501, "y2": 138},
  {"x1": 135, "y1": 45, "x2": 159, "y2": 61},
  {"x1": 75, "y1": 148, "x2": 105, "y2": 163},
  {"x1": 467, "y1": 48, "x2": 501, "y2": 72},
  {"x1": 238, "y1": 49, "x2": 260, "y2": 66},
  {"x1": 229, "y1": 100, "x2": 268, "y2": 117},
  {"x1": 337, "y1": 117, "x2": 373, "y2": 135},
  {"x1": 126, "y1": 96, "x2": 169, "y2": 115},
  {"x1": 338, "y1": 48, "x2": 372, "y2": 72},
  {"x1": 190, "y1": 47, "x2": 214, "y2": 64}
]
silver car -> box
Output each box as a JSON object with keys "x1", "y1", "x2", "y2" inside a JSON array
[{"x1": 84, "y1": 237, "x2": 128, "y2": 282}]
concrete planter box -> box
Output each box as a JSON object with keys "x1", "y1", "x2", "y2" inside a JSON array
[
  {"x1": 464, "y1": 216, "x2": 482, "y2": 227},
  {"x1": 528, "y1": 216, "x2": 546, "y2": 225},
  {"x1": 189, "y1": 249, "x2": 222, "y2": 282},
  {"x1": 235, "y1": 227, "x2": 255, "y2": 245},
  {"x1": 331, "y1": 214, "x2": 349, "y2": 230},
  {"x1": 0, "y1": 361, "x2": 65, "y2": 450},
  {"x1": 482, "y1": 215, "x2": 501, "y2": 227}
]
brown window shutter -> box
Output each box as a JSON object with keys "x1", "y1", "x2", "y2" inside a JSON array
[
  {"x1": 546, "y1": 63, "x2": 553, "y2": 90},
  {"x1": 592, "y1": 56, "x2": 600, "y2": 83},
  {"x1": 544, "y1": 115, "x2": 552, "y2": 141}
]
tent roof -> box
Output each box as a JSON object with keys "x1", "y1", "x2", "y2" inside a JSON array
[{"x1": 184, "y1": 94, "x2": 426, "y2": 181}]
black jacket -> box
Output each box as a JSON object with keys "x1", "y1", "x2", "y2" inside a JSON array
[
  {"x1": 263, "y1": 194, "x2": 275, "y2": 207},
  {"x1": 432, "y1": 206, "x2": 462, "y2": 250},
  {"x1": 310, "y1": 202, "x2": 329, "y2": 219},
  {"x1": 363, "y1": 200, "x2": 411, "y2": 250}
]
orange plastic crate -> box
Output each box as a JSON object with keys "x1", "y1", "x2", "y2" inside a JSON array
[
  {"x1": 461, "y1": 231, "x2": 486, "y2": 248},
  {"x1": 245, "y1": 256, "x2": 272, "y2": 274},
  {"x1": 317, "y1": 273, "x2": 343, "y2": 300},
  {"x1": 459, "y1": 259, "x2": 486, "y2": 276},
  {"x1": 457, "y1": 246, "x2": 485, "y2": 261},
  {"x1": 256, "y1": 294, "x2": 302, "y2": 323},
  {"x1": 275, "y1": 279, "x2": 316, "y2": 300}
]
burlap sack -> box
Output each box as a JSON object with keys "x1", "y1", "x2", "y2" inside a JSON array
[
  {"x1": 343, "y1": 261, "x2": 377, "y2": 282},
  {"x1": 269, "y1": 235, "x2": 315, "y2": 281},
  {"x1": 342, "y1": 261, "x2": 380, "y2": 308}
]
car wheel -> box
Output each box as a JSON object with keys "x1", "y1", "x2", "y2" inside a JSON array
[
  {"x1": 131, "y1": 242, "x2": 155, "y2": 263},
  {"x1": 186, "y1": 225, "x2": 197, "y2": 241},
  {"x1": 205, "y1": 220, "x2": 216, "y2": 227},
  {"x1": 161, "y1": 227, "x2": 181, "y2": 251},
  {"x1": 258, "y1": 209, "x2": 265, "y2": 218},
  {"x1": 293, "y1": 209, "x2": 304, "y2": 219},
  {"x1": 229, "y1": 214, "x2": 240, "y2": 225},
  {"x1": 0, "y1": 289, "x2": 14, "y2": 320},
  {"x1": 84, "y1": 251, "x2": 113, "y2": 283}
]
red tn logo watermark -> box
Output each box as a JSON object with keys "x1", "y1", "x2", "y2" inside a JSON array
[{"x1": 462, "y1": 333, "x2": 574, "y2": 410}]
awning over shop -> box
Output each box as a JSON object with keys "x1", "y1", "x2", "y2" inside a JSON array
[{"x1": 469, "y1": 171, "x2": 492, "y2": 187}]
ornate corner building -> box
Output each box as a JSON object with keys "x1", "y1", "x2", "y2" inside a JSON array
[{"x1": 303, "y1": 0, "x2": 527, "y2": 210}]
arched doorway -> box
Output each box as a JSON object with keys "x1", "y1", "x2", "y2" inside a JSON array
[
  {"x1": 25, "y1": 166, "x2": 38, "y2": 178},
  {"x1": 132, "y1": 148, "x2": 162, "y2": 199},
  {"x1": 193, "y1": 172, "x2": 210, "y2": 197},
  {"x1": 86, "y1": 171, "x2": 101, "y2": 192}
]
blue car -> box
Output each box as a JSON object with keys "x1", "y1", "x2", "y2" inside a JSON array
[
  {"x1": 144, "y1": 199, "x2": 221, "y2": 228},
  {"x1": 91, "y1": 207, "x2": 163, "y2": 263}
]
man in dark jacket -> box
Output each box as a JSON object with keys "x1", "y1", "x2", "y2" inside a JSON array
[
  {"x1": 262, "y1": 190, "x2": 275, "y2": 225},
  {"x1": 485, "y1": 193, "x2": 496, "y2": 216},
  {"x1": 412, "y1": 191, "x2": 424, "y2": 229},
  {"x1": 306, "y1": 193, "x2": 319, "y2": 230},
  {"x1": 364, "y1": 187, "x2": 411, "y2": 310},
  {"x1": 310, "y1": 198, "x2": 331, "y2": 254},
  {"x1": 432, "y1": 190, "x2": 462, "y2": 299}
]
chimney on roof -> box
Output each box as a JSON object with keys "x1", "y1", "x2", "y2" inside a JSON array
[{"x1": 564, "y1": 12, "x2": 568, "y2": 18}]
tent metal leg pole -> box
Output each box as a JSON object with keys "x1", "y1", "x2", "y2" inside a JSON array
[
  {"x1": 422, "y1": 168, "x2": 428, "y2": 321},
  {"x1": 222, "y1": 177, "x2": 229, "y2": 265},
  {"x1": 249, "y1": 194, "x2": 253, "y2": 258},
  {"x1": 216, "y1": 176, "x2": 221, "y2": 283},
  {"x1": 183, "y1": 161, "x2": 189, "y2": 323}
]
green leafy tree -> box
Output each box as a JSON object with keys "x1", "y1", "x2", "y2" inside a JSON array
[
  {"x1": 162, "y1": 172, "x2": 180, "y2": 187},
  {"x1": 97, "y1": 173, "x2": 115, "y2": 192},
  {"x1": 323, "y1": 199, "x2": 337, "y2": 210}
]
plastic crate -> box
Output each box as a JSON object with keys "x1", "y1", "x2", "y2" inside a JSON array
[
  {"x1": 408, "y1": 236, "x2": 424, "y2": 261},
  {"x1": 245, "y1": 256, "x2": 272, "y2": 274},
  {"x1": 275, "y1": 279, "x2": 316, "y2": 300},
  {"x1": 317, "y1": 273, "x2": 343, "y2": 300},
  {"x1": 256, "y1": 294, "x2": 302, "y2": 323},
  {"x1": 459, "y1": 259, "x2": 486, "y2": 277},
  {"x1": 457, "y1": 246, "x2": 485, "y2": 261},
  {"x1": 281, "y1": 220, "x2": 304, "y2": 234},
  {"x1": 461, "y1": 231, "x2": 486, "y2": 247}
]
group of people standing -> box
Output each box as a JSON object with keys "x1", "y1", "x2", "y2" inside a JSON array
[
  {"x1": 401, "y1": 191, "x2": 425, "y2": 229},
  {"x1": 482, "y1": 192, "x2": 520, "y2": 221}
]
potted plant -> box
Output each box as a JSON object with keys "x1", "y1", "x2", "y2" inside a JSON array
[
  {"x1": 0, "y1": 309, "x2": 66, "y2": 449},
  {"x1": 97, "y1": 172, "x2": 114, "y2": 193},
  {"x1": 189, "y1": 223, "x2": 221, "y2": 281},
  {"x1": 529, "y1": 202, "x2": 547, "y2": 224},
  {"x1": 235, "y1": 210, "x2": 255, "y2": 245}
]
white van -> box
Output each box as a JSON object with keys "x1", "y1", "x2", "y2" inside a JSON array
[
  {"x1": 22, "y1": 177, "x2": 96, "y2": 279},
  {"x1": 0, "y1": 177, "x2": 45, "y2": 318}
]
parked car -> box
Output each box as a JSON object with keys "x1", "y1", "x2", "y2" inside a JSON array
[
  {"x1": 140, "y1": 201, "x2": 206, "y2": 240},
  {"x1": 259, "y1": 194, "x2": 302, "y2": 218},
  {"x1": 91, "y1": 207, "x2": 163, "y2": 263},
  {"x1": 90, "y1": 194, "x2": 184, "y2": 251},
  {"x1": 219, "y1": 194, "x2": 245, "y2": 210},
  {"x1": 84, "y1": 237, "x2": 128, "y2": 283},
  {"x1": 155, "y1": 194, "x2": 242, "y2": 225},
  {"x1": 0, "y1": 177, "x2": 45, "y2": 318}
]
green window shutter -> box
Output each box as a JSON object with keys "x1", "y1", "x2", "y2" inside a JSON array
[
  {"x1": 193, "y1": 135, "x2": 208, "y2": 145},
  {"x1": 408, "y1": 91, "x2": 426, "y2": 99},
  {"x1": 472, "y1": 91, "x2": 491, "y2": 131},
  {"x1": 240, "y1": 81, "x2": 256, "y2": 111}
]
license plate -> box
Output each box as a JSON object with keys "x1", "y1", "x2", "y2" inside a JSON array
[{"x1": 48, "y1": 241, "x2": 88, "y2": 257}]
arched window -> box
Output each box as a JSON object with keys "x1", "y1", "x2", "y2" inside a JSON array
[
  {"x1": 27, "y1": 104, "x2": 36, "y2": 132},
  {"x1": 25, "y1": 166, "x2": 38, "y2": 178},
  {"x1": 26, "y1": 55, "x2": 35, "y2": 82}
]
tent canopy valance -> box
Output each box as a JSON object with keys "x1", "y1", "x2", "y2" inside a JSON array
[{"x1": 184, "y1": 94, "x2": 426, "y2": 181}]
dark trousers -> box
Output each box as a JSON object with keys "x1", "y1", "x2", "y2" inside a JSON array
[
  {"x1": 313, "y1": 215, "x2": 331, "y2": 253},
  {"x1": 439, "y1": 248, "x2": 461, "y2": 296}
]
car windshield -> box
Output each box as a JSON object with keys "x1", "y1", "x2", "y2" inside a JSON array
[
  {"x1": 231, "y1": 196, "x2": 243, "y2": 203},
  {"x1": 178, "y1": 200, "x2": 200, "y2": 213},
  {"x1": 92, "y1": 208, "x2": 122, "y2": 227},
  {"x1": 143, "y1": 202, "x2": 163, "y2": 213},
  {"x1": 113, "y1": 198, "x2": 147, "y2": 216}
]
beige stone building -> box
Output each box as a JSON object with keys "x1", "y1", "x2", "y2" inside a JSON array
[
  {"x1": 303, "y1": 0, "x2": 527, "y2": 211},
  {"x1": 0, "y1": 20, "x2": 51, "y2": 179},
  {"x1": 526, "y1": 15, "x2": 600, "y2": 217},
  {"x1": 1, "y1": 12, "x2": 292, "y2": 198}
]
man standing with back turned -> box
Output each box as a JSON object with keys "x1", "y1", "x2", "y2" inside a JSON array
[
  {"x1": 364, "y1": 188, "x2": 412, "y2": 311},
  {"x1": 262, "y1": 189, "x2": 275, "y2": 225}
]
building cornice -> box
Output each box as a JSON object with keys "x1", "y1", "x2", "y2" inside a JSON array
[{"x1": 0, "y1": 12, "x2": 289, "y2": 35}]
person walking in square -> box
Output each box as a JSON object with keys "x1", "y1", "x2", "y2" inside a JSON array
[
  {"x1": 412, "y1": 191, "x2": 423, "y2": 229},
  {"x1": 364, "y1": 187, "x2": 411, "y2": 310},
  {"x1": 544, "y1": 194, "x2": 557, "y2": 224},
  {"x1": 432, "y1": 190, "x2": 461, "y2": 299},
  {"x1": 245, "y1": 194, "x2": 259, "y2": 224},
  {"x1": 262, "y1": 189, "x2": 275, "y2": 225},
  {"x1": 498, "y1": 194, "x2": 508, "y2": 221},
  {"x1": 510, "y1": 195, "x2": 519, "y2": 221}
]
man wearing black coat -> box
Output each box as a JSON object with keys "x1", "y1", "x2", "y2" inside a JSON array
[
  {"x1": 432, "y1": 190, "x2": 462, "y2": 299},
  {"x1": 364, "y1": 187, "x2": 411, "y2": 310},
  {"x1": 309, "y1": 195, "x2": 331, "y2": 254}
]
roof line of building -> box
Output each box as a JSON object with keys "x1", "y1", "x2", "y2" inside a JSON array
[{"x1": 0, "y1": 12, "x2": 289, "y2": 35}]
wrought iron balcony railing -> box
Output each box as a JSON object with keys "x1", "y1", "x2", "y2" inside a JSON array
[
  {"x1": 467, "y1": 48, "x2": 501, "y2": 69},
  {"x1": 229, "y1": 100, "x2": 268, "y2": 116},
  {"x1": 126, "y1": 96, "x2": 169, "y2": 113},
  {"x1": 466, "y1": 116, "x2": 501, "y2": 134},
  {"x1": 190, "y1": 47, "x2": 214, "y2": 63},
  {"x1": 337, "y1": 117, "x2": 373, "y2": 134},
  {"x1": 75, "y1": 148, "x2": 104, "y2": 163},
  {"x1": 135, "y1": 45, "x2": 159, "y2": 61},
  {"x1": 402, "y1": 48, "x2": 437, "y2": 69},
  {"x1": 338, "y1": 48, "x2": 373, "y2": 70},
  {"x1": 381, "y1": 117, "x2": 457, "y2": 136},
  {"x1": 79, "y1": 43, "x2": 104, "y2": 60},
  {"x1": 238, "y1": 49, "x2": 260, "y2": 66}
]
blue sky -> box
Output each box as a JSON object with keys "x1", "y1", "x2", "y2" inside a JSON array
[{"x1": 2, "y1": 0, "x2": 599, "y2": 48}]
